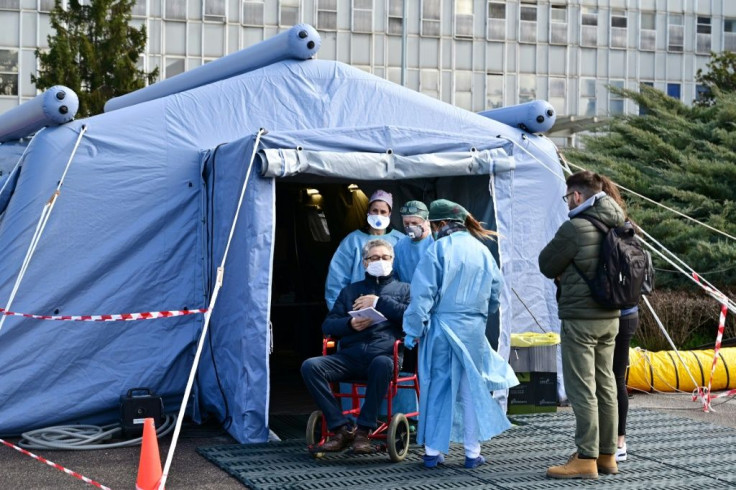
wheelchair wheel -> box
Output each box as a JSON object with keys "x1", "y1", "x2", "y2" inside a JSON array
[
  {"x1": 387, "y1": 413, "x2": 410, "y2": 462},
  {"x1": 306, "y1": 410, "x2": 325, "y2": 458}
]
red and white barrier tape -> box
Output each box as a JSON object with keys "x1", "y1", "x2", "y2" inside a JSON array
[
  {"x1": 690, "y1": 274, "x2": 731, "y2": 412},
  {"x1": 0, "y1": 438, "x2": 111, "y2": 490},
  {"x1": 0, "y1": 307, "x2": 207, "y2": 322}
]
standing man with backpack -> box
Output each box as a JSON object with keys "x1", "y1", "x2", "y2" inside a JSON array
[{"x1": 538, "y1": 170, "x2": 626, "y2": 480}]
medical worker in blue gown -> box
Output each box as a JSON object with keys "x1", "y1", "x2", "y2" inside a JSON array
[
  {"x1": 393, "y1": 200, "x2": 434, "y2": 282},
  {"x1": 324, "y1": 190, "x2": 404, "y2": 310},
  {"x1": 403, "y1": 199, "x2": 519, "y2": 469}
]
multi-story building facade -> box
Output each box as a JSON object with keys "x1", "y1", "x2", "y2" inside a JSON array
[{"x1": 1, "y1": 0, "x2": 734, "y2": 127}]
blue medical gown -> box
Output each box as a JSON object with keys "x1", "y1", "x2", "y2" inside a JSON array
[
  {"x1": 393, "y1": 234, "x2": 434, "y2": 282},
  {"x1": 403, "y1": 231, "x2": 519, "y2": 452},
  {"x1": 324, "y1": 228, "x2": 404, "y2": 310}
]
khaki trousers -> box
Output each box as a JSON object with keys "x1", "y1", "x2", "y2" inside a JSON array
[{"x1": 561, "y1": 317, "x2": 619, "y2": 457}]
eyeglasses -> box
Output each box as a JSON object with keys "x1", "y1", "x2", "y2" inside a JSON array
[
  {"x1": 562, "y1": 191, "x2": 576, "y2": 203},
  {"x1": 399, "y1": 205, "x2": 423, "y2": 215},
  {"x1": 365, "y1": 254, "x2": 393, "y2": 262}
]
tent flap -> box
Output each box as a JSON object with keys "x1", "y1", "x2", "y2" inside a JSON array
[{"x1": 260, "y1": 147, "x2": 515, "y2": 180}]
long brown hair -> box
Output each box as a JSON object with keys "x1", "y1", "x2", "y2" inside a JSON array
[
  {"x1": 599, "y1": 175, "x2": 639, "y2": 231},
  {"x1": 464, "y1": 214, "x2": 498, "y2": 241}
]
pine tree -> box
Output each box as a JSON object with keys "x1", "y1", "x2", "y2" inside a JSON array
[
  {"x1": 32, "y1": 0, "x2": 158, "y2": 116},
  {"x1": 563, "y1": 85, "x2": 736, "y2": 288},
  {"x1": 695, "y1": 51, "x2": 736, "y2": 106}
]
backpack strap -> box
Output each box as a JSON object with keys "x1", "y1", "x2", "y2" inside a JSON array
[
  {"x1": 573, "y1": 213, "x2": 610, "y2": 234},
  {"x1": 570, "y1": 214, "x2": 609, "y2": 284}
]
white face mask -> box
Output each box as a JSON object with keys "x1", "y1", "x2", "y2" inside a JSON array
[
  {"x1": 367, "y1": 214, "x2": 389, "y2": 230},
  {"x1": 366, "y1": 260, "x2": 393, "y2": 277}
]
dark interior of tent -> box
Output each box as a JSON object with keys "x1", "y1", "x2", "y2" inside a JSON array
[{"x1": 268, "y1": 177, "x2": 500, "y2": 417}]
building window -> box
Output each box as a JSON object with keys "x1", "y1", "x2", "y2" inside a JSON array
[
  {"x1": 455, "y1": 0, "x2": 473, "y2": 38},
  {"x1": 610, "y1": 10, "x2": 627, "y2": 49},
  {"x1": 549, "y1": 77, "x2": 566, "y2": 115},
  {"x1": 668, "y1": 14, "x2": 684, "y2": 52},
  {"x1": 519, "y1": 74, "x2": 536, "y2": 103},
  {"x1": 639, "y1": 81, "x2": 654, "y2": 115},
  {"x1": 280, "y1": 0, "x2": 300, "y2": 27},
  {"x1": 39, "y1": 0, "x2": 55, "y2": 12},
  {"x1": 608, "y1": 80, "x2": 624, "y2": 115},
  {"x1": 204, "y1": 0, "x2": 226, "y2": 22},
  {"x1": 387, "y1": 0, "x2": 403, "y2": 36},
  {"x1": 579, "y1": 78, "x2": 596, "y2": 116},
  {"x1": 0, "y1": 0, "x2": 20, "y2": 10},
  {"x1": 421, "y1": 68, "x2": 439, "y2": 99},
  {"x1": 243, "y1": 1, "x2": 264, "y2": 26},
  {"x1": 550, "y1": 5, "x2": 567, "y2": 45},
  {"x1": 519, "y1": 1, "x2": 537, "y2": 44},
  {"x1": 581, "y1": 7, "x2": 598, "y2": 47},
  {"x1": 165, "y1": 57, "x2": 185, "y2": 79},
  {"x1": 486, "y1": 73, "x2": 503, "y2": 109},
  {"x1": 130, "y1": 0, "x2": 146, "y2": 16},
  {"x1": 640, "y1": 12, "x2": 655, "y2": 51},
  {"x1": 165, "y1": 0, "x2": 186, "y2": 20},
  {"x1": 352, "y1": 0, "x2": 373, "y2": 33},
  {"x1": 421, "y1": 0, "x2": 441, "y2": 38},
  {"x1": 696, "y1": 16, "x2": 711, "y2": 53},
  {"x1": 454, "y1": 70, "x2": 472, "y2": 109},
  {"x1": 487, "y1": 2, "x2": 505, "y2": 41},
  {"x1": 724, "y1": 18, "x2": 736, "y2": 52},
  {"x1": 667, "y1": 82, "x2": 681, "y2": 100},
  {"x1": 695, "y1": 84, "x2": 709, "y2": 104},
  {"x1": 0, "y1": 49, "x2": 19, "y2": 96},
  {"x1": 317, "y1": 0, "x2": 337, "y2": 31}
]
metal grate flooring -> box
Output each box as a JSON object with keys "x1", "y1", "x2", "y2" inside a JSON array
[{"x1": 197, "y1": 408, "x2": 736, "y2": 489}]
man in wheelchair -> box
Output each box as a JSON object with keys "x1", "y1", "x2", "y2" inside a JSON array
[{"x1": 301, "y1": 239, "x2": 410, "y2": 454}]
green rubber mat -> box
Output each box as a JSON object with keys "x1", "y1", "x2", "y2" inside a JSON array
[{"x1": 197, "y1": 408, "x2": 736, "y2": 489}]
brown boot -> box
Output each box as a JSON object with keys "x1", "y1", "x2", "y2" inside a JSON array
[
  {"x1": 320, "y1": 425, "x2": 356, "y2": 452},
  {"x1": 546, "y1": 452, "x2": 598, "y2": 480},
  {"x1": 597, "y1": 454, "x2": 619, "y2": 475},
  {"x1": 351, "y1": 428, "x2": 374, "y2": 454}
]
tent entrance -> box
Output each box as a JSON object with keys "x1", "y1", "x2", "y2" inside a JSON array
[{"x1": 269, "y1": 176, "x2": 499, "y2": 416}]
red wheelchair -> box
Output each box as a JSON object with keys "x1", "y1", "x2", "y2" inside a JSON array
[{"x1": 306, "y1": 337, "x2": 419, "y2": 462}]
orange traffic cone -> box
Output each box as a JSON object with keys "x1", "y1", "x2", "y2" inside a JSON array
[{"x1": 136, "y1": 418, "x2": 163, "y2": 490}]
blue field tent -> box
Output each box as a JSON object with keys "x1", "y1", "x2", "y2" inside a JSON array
[{"x1": 0, "y1": 56, "x2": 567, "y2": 442}]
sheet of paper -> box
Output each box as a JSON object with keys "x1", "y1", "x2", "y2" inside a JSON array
[{"x1": 348, "y1": 307, "x2": 387, "y2": 325}]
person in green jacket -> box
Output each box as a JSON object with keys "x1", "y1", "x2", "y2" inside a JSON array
[{"x1": 538, "y1": 170, "x2": 625, "y2": 480}]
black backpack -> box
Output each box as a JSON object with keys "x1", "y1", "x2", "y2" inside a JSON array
[{"x1": 572, "y1": 215, "x2": 650, "y2": 309}]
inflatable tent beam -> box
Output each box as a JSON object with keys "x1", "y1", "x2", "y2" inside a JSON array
[
  {"x1": 0, "y1": 86, "x2": 79, "y2": 143},
  {"x1": 104, "y1": 24, "x2": 321, "y2": 113},
  {"x1": 478, "y1": 100, "x2": 556, "y2": 134}
]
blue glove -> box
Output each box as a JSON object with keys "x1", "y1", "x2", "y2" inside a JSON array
[{"x1": 404, "y1": 336, "x2": 417, "y2": 350}]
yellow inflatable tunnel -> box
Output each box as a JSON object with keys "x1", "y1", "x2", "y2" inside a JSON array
[{"x1": 627, "y1": 347, "x2": 736, "y2": 392}]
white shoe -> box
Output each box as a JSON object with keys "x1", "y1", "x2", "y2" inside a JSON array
[{"x1": 615, "y1": 443, "x2": 627, "y2": 462}]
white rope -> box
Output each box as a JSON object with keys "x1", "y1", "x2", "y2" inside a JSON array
[
  {"x1": 495, "y1": 134, "x2": 567, "y2": 183},
  {"x1": 158, "y1": 129, "x2": 265, "y2": 490},
  {"x1": 641, "y1": 295, "x2": 702, "y2": 391},
  {"x1": 0, "y1": 128, "x2": 46, "y2": 199},
  {"x1": 562, "y1": 157, "x2": 736, "y2": 243},
  {"x1": 637, "y1": 230, "x2": 736, "y2": 313},
  {"x1": 0, "y1": 125, "x2": 87, "y2": 335},
  {"x1": 638, "y1": 236, "x2": 736, "y2": 315}
]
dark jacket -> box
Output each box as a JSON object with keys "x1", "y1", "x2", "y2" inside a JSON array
[
  {"x1": 538, "y1": 194, "x2": 625, "y2": 320},
  {"x1": 323, "y1": 272, "x2": 410, "y2": 357}
]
